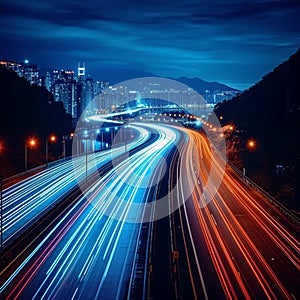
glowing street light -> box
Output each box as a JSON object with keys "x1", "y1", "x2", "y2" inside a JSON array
[
  {"x1": 25, "y1": 138, "x2": 37, "y2": 174},
  {"x1": 50, "y1": 135, "x2": 56, "y2": 142},
  {"x1": 243, "y1": 138, "x2": 257, "y2": 176},
  {"x1": 46, "y1": 135, "x2": 57, "y2": 166},
  {"x1": 83, "y1": 134, "x2": 90, "y2": 182},
  {"x1": 29, "y1": 139, "x2": 36, "y2": 146},
  {"x1": 247, "y1": 139, "x2": 256, "y2": 149}
]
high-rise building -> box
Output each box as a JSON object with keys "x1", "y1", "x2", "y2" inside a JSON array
[
  {"x1": 75, "y1": 62, "x2": 86, "y2": 118},
  {"x1": 76, "y1": 81, "x2": 84, "y2": 119},
  {"x1": 53, "y1": 79, "x2": 77, "y2": 118},
  {"x1": 84, "y1": 76, "x2": 94, "y2": 111},
  {"x1": 52, "y1": 70, "x2": 74, "y2": 84},
  {"x1": 61, "y1": 70, "x2": 74, "y2": 81},
  {"x1": 78, "y1": 62, "x2": 85, "y2": 79},
  {"x1": 94, "y1": 80, "x2": 109, "y2": 97},
  {"x1": 0, "y1": 60, "x2": 39, "y2": 85},
  {"x1": 45, "y1": 71, "x2": 52, "y2": 92},
  {"x1": 23, "y1": 61, "x2": 39, "y2": 85},
  {"x1": 40, "y1": 71, "x2": 52, "y2": 91},
  {"x1": 52, "y1": 70, "x2": 60, "y2": 84},
  {"x1": 0, "y1": 60, "x2": 23, "y2": 77},
  {"x1": 1, "y1": 59, "x2": 110, "y2": 120},
  {"x1": 52, "y1": 69, "x2": 78, "y2": 118}
]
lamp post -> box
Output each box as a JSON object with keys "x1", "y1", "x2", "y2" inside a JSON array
[
  {"x1": 83, "y1": 131, "x2": 89, "y2": 182},
  {"x1": 247, "y1": 139, "x2": 256, "y2": 149},
  {"x1": 46, "y1": 135, "x2": 57, "y2": 167},
  {"x1": 124, "y1": 126, "x2": 128, "y2": 152},
  {"x1": 25, "y1": 138, "x2": 36, "y2": 174},
  {"x1": 243, "y1": 138, "x2": 256, "y2": 176},
  {"x1": 86, "y1": 139, "x2": 88, "y2": 182},
  {"x1": 101, "y1": 131, "x2": 104, "y2": 150},
  {"x1": 104, "y1": 127, "x2": 110, "y2": 148}
]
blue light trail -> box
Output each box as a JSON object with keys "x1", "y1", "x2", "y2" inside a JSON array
[
  {"x1": 1, "y1": 125, "x2": 149, "y2": 247},
  {"x1": 0, "y1": 123, "x2": 183, "y2": 299}
]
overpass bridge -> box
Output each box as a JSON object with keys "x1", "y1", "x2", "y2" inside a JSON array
[{"x1": 86, "y1": 103, "x2": 212, "y2": 125}]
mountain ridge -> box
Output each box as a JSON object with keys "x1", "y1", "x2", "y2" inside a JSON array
[
  {"x1": 214, "y1": 48, "x2": 300, "y2": 210},
  {"x1": 97, "y1": 69, "x2": 239, "y2": 94},
  {"x1": 174, "y1": 76, "x2": 240, "y2": 94}
]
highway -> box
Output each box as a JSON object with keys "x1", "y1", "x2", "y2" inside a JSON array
[
  {"x1": 1, "y1": 125, "x2": 150, "y2": 247},
  {"x1": 1, "y1": 122, "x2": 299, "y2": 299},
  {"x1": 168, "y1": 128, "x2": 300, "y2": 299},
  {"x1": 0, "y1": 123, "x2": 182, "y2": 299}
]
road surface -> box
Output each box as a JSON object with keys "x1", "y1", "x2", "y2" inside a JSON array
[
  {"x1": 0, "y1": 123, "x2": 182, "y2": 299},
  {"x1": 163, "y1": 128, "x2": 300, "y2": 299},
  {"x1": 1, "y1": 125, "x2": 149, "y2": 248},
  {"x1": 1, "y1": 123, "x2": 299, "y2": 299}
]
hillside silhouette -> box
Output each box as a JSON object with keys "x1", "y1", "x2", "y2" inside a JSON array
[
  {"x1": 0, "y1": 66, "x2": 73, "y2": 178},
  {"x1": 214, "y1": 48, "x2": 300, "y2": 210}
]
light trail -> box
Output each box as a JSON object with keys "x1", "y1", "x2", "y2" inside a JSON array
[
  {"x1": 178, "y1": 128, "x2": 300, "y2": 299},
  {"x1": 1, "y1": 123, "x2": 299, "y2": 299},
  {"x1": 1, "y1": 125, "x2": 149, "y2": 247},
  {"x1": 0, "y1": 123, "x2": 182, "y2": 299}
]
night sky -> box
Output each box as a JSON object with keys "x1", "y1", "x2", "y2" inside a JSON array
[{"x1": 1, "y1": 0, "x2": 300, "y2": 90}]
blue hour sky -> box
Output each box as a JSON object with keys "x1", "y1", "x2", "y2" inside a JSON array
[{"x1": 1, "y1": 0, "x2": 300, "y2": 90}]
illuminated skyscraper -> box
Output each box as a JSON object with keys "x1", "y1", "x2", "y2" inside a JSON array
[
  {"x1": 76, "y1": 62, "x2": 87, "y2": 117},
  {"x1": 0, "y1": 60, "x2": 39, "y2": 85},
  {"x1": 52, "y1": 69, "x2": 77, "y2": 118},
  {"x1": 52, "y1": 70, "x2": 60, "y2": 83},
  {"x1": 23, "y1": 61, "x2": 39, "y2": 85},
  {"x1": 84, "y1": 76, "x2": 94, "y2": 110},
  {"x1": 0, "y1": 60, "x2": 23, "y2": 76},
  {"x1": 1, "y1": 59, "x2": 109, "y2": 120},
  {"x1": 78, "y1": 62, "x2": 85, "y2": 79},
  {"x1": 94, "y1": 80, "x2": 109, "y2": 97},
  {"x1": 44, "y1": 71, "x2": 51, "y2": 91},
  {"x1": 54, "y1": 79, "x2": 77, "y2": 118}
]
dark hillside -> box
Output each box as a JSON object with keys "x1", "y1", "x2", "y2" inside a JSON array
[
  {"x1": 0, "y1": 66, "x2": 73, "y2": 178},
  {"x1": 214, "y1": 49, "x2": 300, "y2": 211}
]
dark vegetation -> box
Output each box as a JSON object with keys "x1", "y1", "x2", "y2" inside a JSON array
[
  {"x1": 0, "y1": 66, "x2": 73, "y2": 178},
  {"x1": 214, "y1": 48, "x2": 300, "y2": 211}
]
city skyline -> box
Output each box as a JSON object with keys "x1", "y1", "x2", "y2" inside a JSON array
[
  {"x1": 1, "y1": 0, "x2": 300, "y2": 91},
  {"x1": 1, "y1": 59, "x2": 239, "y2": 120}
]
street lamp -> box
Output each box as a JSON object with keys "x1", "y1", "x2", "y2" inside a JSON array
[
  {"x1": 85, "y1": 138, "x2": 88, "y2": 182},
  {"x1": 46, "y1": 135, "x2": 57, "y2": 167},
  {"x1": 243, "y1": 138, "x2": 257, "y2": 176},
  {"x1": 25, "y1": 138, "x2": 37, "y2": 174},
  {"x1": 247, "y1": 139, "x2": 256, "y2": 150},
  {"x1": 83, "y1": 131, "x2": 89, "y2": 182}
]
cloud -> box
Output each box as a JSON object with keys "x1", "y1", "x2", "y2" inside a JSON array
[{"x1": 1, "y1": 0, "x2": 300, "y2": 90}]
